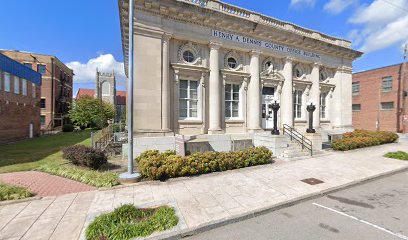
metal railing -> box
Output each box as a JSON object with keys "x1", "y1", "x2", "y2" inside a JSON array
[
  {"x1": 91, "y1": 123, "x2": 127, "y2": 151},
  {"x1": 282, "y1": 124, "x2": 313, "y2": 156}
]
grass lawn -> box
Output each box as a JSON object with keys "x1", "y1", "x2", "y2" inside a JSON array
[
  {"x1": 0, "y1": 130, "x2": 120, "y2": 188},
  {"x1": 384, "y1": 151, "x2": 408, "y2": 160},
  {"x1": 0, "y1": 182, "x2": 33, "y2": 201},
  {"x1": 86, "y1": 204, "x2": 178, "y2": 240}
]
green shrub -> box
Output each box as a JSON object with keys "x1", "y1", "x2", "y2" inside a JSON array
[
  {"x1": 86, "y1": 204, "x2": 178, "y2": 240},
  {"x1": 37, "y1": 164, "x2": 119, "y2": 188},
  {"x1": 0, "y1": 182, "x2": 33, "y2": 201},
  {"x1": 332, "y1": 130, "x2": 398, "y2": 151},
  {"x1": 62, "y1": 145, "x2": 107, "y2": 170},
  {"x1": 137, "y1": 147, "x2": 272, "y2": 180},
  {"x1": 62, "y1": 124, "x2": 74, "y2": 132},
  {"x1": 384, "y1": 151, "x2": 408, "y2": 160}
]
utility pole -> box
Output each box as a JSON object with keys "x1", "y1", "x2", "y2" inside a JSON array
[{"x1": 119, "y1": 0, "x2": 141, "y2": 183}]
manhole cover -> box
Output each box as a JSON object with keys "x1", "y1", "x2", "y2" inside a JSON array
[{"x1": 301, "y1": 178, "x2": 324, "y2": 185}]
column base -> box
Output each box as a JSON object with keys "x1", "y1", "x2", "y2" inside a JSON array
[
  {"x1": 208, "y1": 129, "x2": 224, "y2": 135},
  {"x1": 305, "y1": 133, "x2": 322, "y2": 152}
]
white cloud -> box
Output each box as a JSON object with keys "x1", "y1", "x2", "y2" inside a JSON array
[
  {"x1": 290, "y1": 0, "x2": 316, "y2": 8},
  {"x1": 66, "y1": 54, "x2": 126, "y2": 88},
  {"x1": 348, "y1": 0, "x2": 408, "y2": 53},
  {"x1": 324, "y1": 0, "x2": 357, "y2": 14}
]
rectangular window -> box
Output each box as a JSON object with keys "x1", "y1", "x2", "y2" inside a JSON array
[
  {"x1": 37, "y1": 64, "x2": 46, "y2": 74},
  {"x1": 225, "y1": 84, "x2": 240, "y2": 118},
  {"x1": 352, "y1": 104, "x2": 361, "y2": 112},
  {"x1": 32, "y1": 83, "x2": 36, "y2": 98},
  {"x1": 14, "y1": 76, "x2": 20, "y2": 94},
  {"x1": 320, "y1": 92, "x2": 327, "y2": 119},
  {"x1": 4, "y1": 73, "x2": 10, "y2": 92},
  {"x1": 293, "y1": 90, "x2": 303, "y2": 119},
  {"x1": 0, "y1": 71, "x2": 2, "y2": 91},
  {"x1": 352, "y1": 82, "x2": 360, "y2": 95},
  {"x1": 24, "y1": 63, "x2": 32, "y2": 69},
  {"x1": 179, "y1": 80, "x2": 198, "y2": 119},
  {"x1": 381, "y1": 102, "x2": 394, "y2": 110},
  {"x1": 40, "y1": 115, "x2": 46, "y2": 127},
  {"x1": 22, "y1": 79, "x2": 27, "y2": 96},
  {"x1": 40, "y1": 98, "x2": 46, "y2": 108},
  {"x1": 382, "y1": 76, "x2": 392, "y2": 92}
]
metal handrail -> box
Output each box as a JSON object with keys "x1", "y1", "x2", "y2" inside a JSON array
[{"x1": 282, "y1": 124, "x2": 313, "y2": 156}]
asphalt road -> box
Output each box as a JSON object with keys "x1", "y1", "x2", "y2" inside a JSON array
[{"x1": 185, "y1": 170, "x2": 408, "y2": 240}]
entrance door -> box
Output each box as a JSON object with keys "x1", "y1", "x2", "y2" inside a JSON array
[{"x1": 262, "y1": 87, "x2": 275, "y2": 129}]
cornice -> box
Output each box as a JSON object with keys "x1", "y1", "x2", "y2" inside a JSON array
[{"x1": 119, "y1": 0, "x2": 363, "y2": 75}]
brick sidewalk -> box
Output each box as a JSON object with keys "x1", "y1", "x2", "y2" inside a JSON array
[
  {"x1": 0, "y1": 171, "x2": 96, "y2": 197},
  {"x1": 1, "y1": 141, "x2": 408, "y2": 240}
]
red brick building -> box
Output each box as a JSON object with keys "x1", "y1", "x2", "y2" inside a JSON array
[
  {"x1": 352, "y1": 63, "x2": 408, "y2": 133},
  {"x1": 0, "y1": 53, "x2": 42, "y2": 144},
  {"x1": 0, "y1": 50, "x2": 74, "y2": 130}
]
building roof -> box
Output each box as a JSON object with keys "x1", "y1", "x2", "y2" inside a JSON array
[
  {"x1": 0, "y1": 53, "x2": 42, "y2": 85},
  {"x1": 353, "y1": 63, "x2": 404, "y2": 75},
  {"x1": 75, "y1": 88, "x2": 126, "y2": 105}
]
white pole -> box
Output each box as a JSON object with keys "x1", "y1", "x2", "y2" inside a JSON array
[{"x1": 127, "y1": 0, "x2": 134, "y2": 175}]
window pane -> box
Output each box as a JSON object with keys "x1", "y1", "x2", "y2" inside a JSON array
[
  {"x1": 190, "y1": 80, "x2": 198, "y2": 89},
  {"x1": 179, "y1": 109, "x2": 187, "y2": 118},
  {"x1": 179, "y1": 89, "x2": 187, "y2": 98},
  {"x1": 190, "y1": 109, "x2": 197, "y2": 118},
  {"x1": 190, "y1": 89, "x2": 198, "y2": 100},
  {"x1": 232, "y1": 102, "x2": 239, "y2": 111},
  {"x1": 233, "y1": 84, "x2": 239, "y2": 92},
  {"x1": 225, "y1": 88, "x2": 231, "y2": 100},
  {"x1": 352, "y1": 104, "x2": 361, "y2": 111},
  {"x1": 179, "y1": 99, "x2": 187, "y2": 109},
  {"x1": 233, "y1": 93, "x2": 239, "y2": 101},
  {"x1": 14, "y1": 76, "x2": 19, "y2": 94},
  {"x1": 232, "y1": 110, "x2": 239, "y2": 117},
  {"x1": 225, "y1": 84, "x2": 231, "y2": 92},
  {"x1": 180, "y1": 80, "x2": 188, "y2": 89},
  {"x1": 190, "y1": 100, "x2": 197, "y2": 109}
]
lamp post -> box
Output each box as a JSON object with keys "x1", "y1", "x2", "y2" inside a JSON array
[
  {"x1": 306, "y1": 100, "x2": 316, "y2": 133},
  {"x1": 271, "y1": 97, "x2": 280, "y2": 135}
]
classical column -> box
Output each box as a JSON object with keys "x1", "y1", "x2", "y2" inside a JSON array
[
  {"x1": 247, "y1": 50, "x2": 262, "y2": 132},
  {"x1": 208, "y1": 42, "x2": 222, "y2": 134},
  {"x1": 281, "y1": 57, "x2": 294, "y2": 127},
  {"x1": 331, "y1": 68, "x2": 343, "y2": 128},
  {"x1": 162, "y1": 34, "x2": 171, "y2": 132},
  {"x1": 310, "y1": 63, "x2": 321, "y2": 129}
]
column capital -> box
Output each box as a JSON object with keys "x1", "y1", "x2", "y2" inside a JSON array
[
  {"x1": 312, "y1": 62, "x2": 323, "y2": 68},
  {"x1": 209, "y1": 42, "x2": 222, "y2": 50},
  {"x1": 162, "y1": 33, "x2": 172, "y2": 42},
  {"x1": 250, "y1": 50, "x2": 262, "y2": 56},
  {"x1": 285, "y1": 56, "x2": 295, "y2": 64}
]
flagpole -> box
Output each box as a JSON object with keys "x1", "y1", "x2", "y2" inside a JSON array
[{"x1": 119, "y1": 0, "x2": 140, "y2": 183}]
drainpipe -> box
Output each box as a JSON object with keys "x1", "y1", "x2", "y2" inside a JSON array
[{"x1": 397, "y1": 64, "x2": 402, "y2": 133}]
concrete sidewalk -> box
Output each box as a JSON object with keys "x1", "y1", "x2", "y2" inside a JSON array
[{"x1": 1, "y1": 141, "x2": 408, "y2": 240}]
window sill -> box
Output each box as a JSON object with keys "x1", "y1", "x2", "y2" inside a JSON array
[
  {"x1": 380, "y1": 109, "x2": 394, "y2": 111},
  {"x1": 226, "y1": 119, "x2": 245, "y2": 124},
  {"x1": 294, "y1": 120, "x2": 307, "y2": 123},
  {"x1": 320, "y1": 120, "x2": 330, "y2": 123},
  {"x1": 178, "y1": 119, "x2": 203, "y2": 124}
]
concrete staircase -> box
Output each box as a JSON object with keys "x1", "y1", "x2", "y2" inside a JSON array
[{"x1": 281, "y1": 140, "x2": 312, "y2": 160}]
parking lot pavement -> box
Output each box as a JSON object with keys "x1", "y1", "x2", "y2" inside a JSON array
[{"x1": 186, "y1": 170, "x2": 408, "y2": 240}]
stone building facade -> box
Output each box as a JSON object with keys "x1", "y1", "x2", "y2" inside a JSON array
[
  {"x1": 0, "y1": 50, "x2": 74, "y2": 130},
  {"x1": 353, "y1": 63, "x2": 408, "y2": 133},
  {"x1": 0, "y1": 53, "x2": 42, "y2": 144},
  {"x1": 119, "y1": 0, "x2": 362, "y2": 139}
]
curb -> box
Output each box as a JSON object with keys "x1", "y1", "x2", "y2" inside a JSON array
[
  {"x1": 0, "y1": 196, "x2": 42, "y2": 207},
  {"x1": 142, "y1": 165, "x2": 408, "y2": 240}
]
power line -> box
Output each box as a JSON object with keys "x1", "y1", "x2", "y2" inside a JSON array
[{"x1": 379, "y1": 0, "x2": 408, "y2": 13}]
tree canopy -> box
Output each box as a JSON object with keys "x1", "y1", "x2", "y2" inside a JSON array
[{"x1": 69, "y1": 96, "x2": 114, "y2": 129}]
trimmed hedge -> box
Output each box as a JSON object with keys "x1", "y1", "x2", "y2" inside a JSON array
[
  {"x1": 62, "y1": 124, "x2": 74, "y2": 132},
  {"x1": 332, "y1": 130, "x2": 399, "y2": 151},
  {"x1": 62, "y1": 145, "x2": 107, "y2": 170},
  {"x1": 136, "y1": 147, "x2": 272, "y2": 180}
]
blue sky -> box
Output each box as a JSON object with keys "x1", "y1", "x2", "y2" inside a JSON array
[{"x1": 0, "y1": 0, "x2": 407, "y2": 94}]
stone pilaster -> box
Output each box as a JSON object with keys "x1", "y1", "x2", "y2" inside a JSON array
[
  {"x1": 248, "y1": 50, "x2": 262, "y2": 132},
  {"x1": 162, "y1": 34, "x2": 172, "y2": 132},
  {"x1": 281, "y1": 57, "x2": 294, "y2": 127},
  {"x1": 208, "y1": 42, "x2": 222, "y2": 134},
  {"x1": 310, "y1": 63, "x2": 321, "y2": 129}
]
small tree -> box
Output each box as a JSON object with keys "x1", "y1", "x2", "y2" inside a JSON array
[{"x1": 69, "y1": 96, "x2": 114, "y2": 129}]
